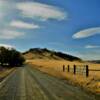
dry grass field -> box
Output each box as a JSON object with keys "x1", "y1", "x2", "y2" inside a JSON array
[
  {"x1": 0, "y1": 68, "x2": 15, "y2": 82},
  {"x1": 27, "y1": 59, "x2": 100, "y2": 94}
]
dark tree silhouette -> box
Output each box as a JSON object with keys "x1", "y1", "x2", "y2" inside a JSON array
[{"x1": 0, "y1": 47, "x2": 25, "y2": 67}]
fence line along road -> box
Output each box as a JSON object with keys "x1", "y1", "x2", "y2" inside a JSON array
[{"x1": 63, "y1": 64, "x2": 100, "y2": 77}]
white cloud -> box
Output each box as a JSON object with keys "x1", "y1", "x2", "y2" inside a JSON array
[
  {"x1": 0, "y1": 0, "x2": 11, "y2": 19},
  {"x1": 0, "y1": 12, "x2": 4, "y2": 19},
  {"x1": 16, "y1": 2, "x2": 67, "y2": 21},
  {"x1": 10, "y1": 20, "x2": 40, "y2": 29},
  {"x1": 0, "y1": 30, "x2": 25, "y2": 39},
  {"x1": 0, "y1": 44, "x2": 15, "y2": 48},
  {"x1": 0, "y1": 1, "x2": 5, "y2": 19},
  {"x1": 73, "y1": 27, "x2": 100, "y2": 39},
  {"x1": 85, "y1": 45, "x2": 100, "y2": 49},
  {"x1": 78, "y1": 51, "x2": 100, "y2": 60}
]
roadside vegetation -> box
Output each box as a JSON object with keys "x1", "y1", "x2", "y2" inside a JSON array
[
  {"x1": 0, "y1": 47, "x2": 25, "y2": 67},
  {"x1": 0, "y1": 68, "x2": 15, "y2": 82},
  {"x1": 27, "y1": 59, "x2": 100, "y2": 94}
]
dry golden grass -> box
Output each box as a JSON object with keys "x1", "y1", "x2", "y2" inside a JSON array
[
  {"x1": 0, "y1": 68, "x2": 15, "y2": 81},
  {"x1": 27, "y1": 59, "x2": 100, "y2": 94}
]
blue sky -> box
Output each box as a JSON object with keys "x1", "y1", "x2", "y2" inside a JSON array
[{"x1": 0, "y1": 0, "x2": 100, "y2": 60}]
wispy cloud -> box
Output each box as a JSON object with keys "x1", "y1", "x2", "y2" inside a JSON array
[
  {"x1": 73, "y1": 27, "x2": 100, "y2": 39},
  {"x1": 0, "y1": 0, "x2": 13, "y2": 19},
  {"x1": 0, "y1": 1, "x2": 67, "y2": 40},
  {"x1": 0, "y1": 44, "x2": 15, "y2": 48},
  {"x1": 10, "y1": 20, "x2": 40, "y2": 29},
  {"x1": 0, "y1": 30, "x2": 25, "y2": 39},
  {"x1": 0, "y1": 0, "x2": 6, "y2": 19},
  {"x1": 85, "y1": 45, "x2": 100, "y2": 49},
  {"x1": 76, "y1": 50, "x2": 100, "y2": 60},
  {"x1": 16, "y1": 2, "x2": 67, "y2": 21}
]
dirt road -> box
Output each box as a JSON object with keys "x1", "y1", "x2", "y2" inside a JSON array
[{"x1": 0, "y1": 65, "x2": 99, "y2": 100}]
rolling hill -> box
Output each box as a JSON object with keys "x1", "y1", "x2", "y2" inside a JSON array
[{"x1": 23, "y1": 48, "x2": 81, "y2": 61}]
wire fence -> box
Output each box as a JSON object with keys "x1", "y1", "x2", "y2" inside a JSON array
[{"x1": 62, "y1": 64, "x2": 100, "y2": 77}]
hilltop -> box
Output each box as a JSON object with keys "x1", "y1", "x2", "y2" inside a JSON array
[{"x1": 23, "y1": 48, "x2": 81, "y2": 61}]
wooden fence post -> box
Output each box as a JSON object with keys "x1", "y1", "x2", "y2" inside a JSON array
[
  {"x1": 63, "y1": 65, "x2": 65, "y2": 72},
  {"x1": 73, "y1": 65, "x2": 76, "y2": 74},
  {"x1": 86, "y1": 65, "x2": 89, "y2": 77},
  {"x1": 68, "y1": 65, "x2": 70, "y2": 72}
]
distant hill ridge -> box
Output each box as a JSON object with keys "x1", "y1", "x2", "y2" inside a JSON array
[
  {"x1": 23, "y1": 48, "x2": 81, "y2": 61},
  {"x1": 87, "y1": 60, "x2": 100, "y2": 64}
]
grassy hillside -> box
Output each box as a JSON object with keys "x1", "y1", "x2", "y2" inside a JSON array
[{"x1": 23, "y1": 48, "x2": 81, "y2": 61}]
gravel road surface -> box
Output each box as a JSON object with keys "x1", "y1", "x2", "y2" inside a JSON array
[{"x1": 0, "y1": 65, "x2": 99, "y2": 100}]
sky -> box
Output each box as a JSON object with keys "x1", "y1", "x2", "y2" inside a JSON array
[{"x1": 0, "y1": 0, "x2": 100, "y2": 60}]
